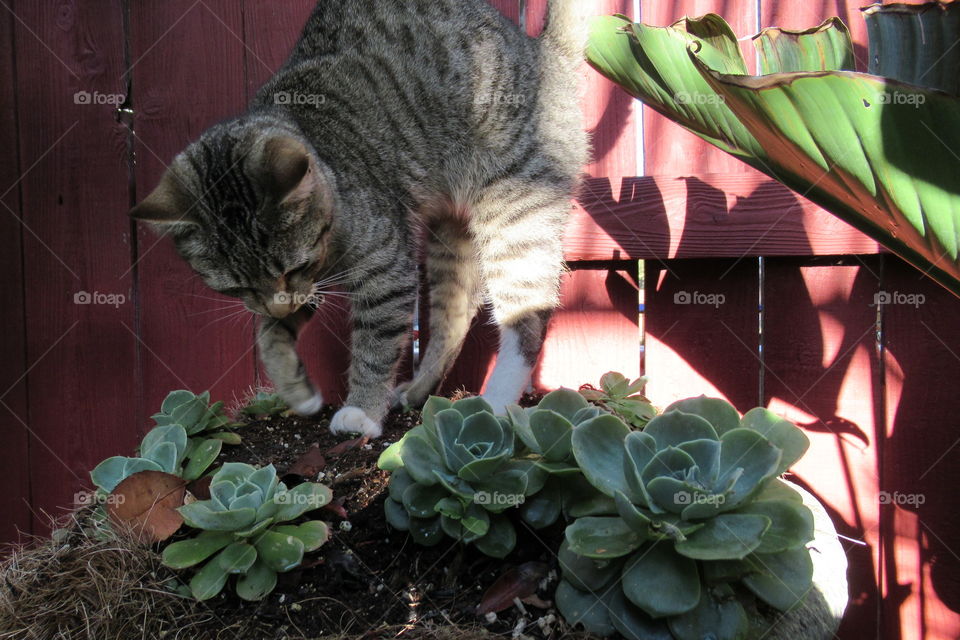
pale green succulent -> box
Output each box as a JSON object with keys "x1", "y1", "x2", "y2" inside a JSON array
[
  {"x1": 504, "y1": 388, "x2": 615, "y2": 530},
  {"x1": 240, "y1": 390, "x2": 288, "y2": 417},
  {"x1": 162, "y1": 462, "x2": 332, "y2": 601},
  {"x1": 378, "y1": 396, "x2": 545, "y2": 558},
  {"x1": 579, "y1": 372, "x2": 656, "y2": 429},
  {"x1": 557, "y1": 397, "x2": 815, "y2": 640},
  {"x1": 90, "y1": 423, "x2": 222, "y2": 492},
  {"x1": 152, "y1": 389, "x2": 242, "y2": 445}
]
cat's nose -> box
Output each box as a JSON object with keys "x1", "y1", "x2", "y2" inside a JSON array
[{"x1": 265, "y1": 291, "x2": 300, "y2": 318}]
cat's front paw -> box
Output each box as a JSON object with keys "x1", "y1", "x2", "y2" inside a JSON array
[
  {"x1": 292, "y1": 392, "x2": 324, "y2": 416},
  {"x1": 329, "y1": 406, "x2": 382, "y2": 438}
]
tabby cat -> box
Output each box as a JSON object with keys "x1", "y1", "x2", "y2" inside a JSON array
[{"x1": 130, "y1": 0, "x2": 589, "y2": 437}]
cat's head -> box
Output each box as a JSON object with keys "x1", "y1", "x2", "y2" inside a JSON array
[{"x1": 131, "y1": 122, "x2": 335, "y2": 319}]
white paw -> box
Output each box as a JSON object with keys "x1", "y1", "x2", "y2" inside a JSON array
[
  {"x1": 293, "y1": 393, "x2": 323, "y2": 416},
  {"x1": 330, "y1": 406, "x2": 382, "y2": 438}
]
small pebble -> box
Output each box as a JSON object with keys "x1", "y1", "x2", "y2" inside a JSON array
[
  {"x1": 290, "y1": 602, "x2": 302, "y2": 612},
  {"x1": 484, "y1": 612, "x2": 497, "y2": 624},
  {"x1": 339, "y1": 521, "x2": 353, "y2": 532}
]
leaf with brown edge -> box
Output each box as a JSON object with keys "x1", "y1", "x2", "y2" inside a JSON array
[
  {"x1": 107, "y1": 470, "x2": 186, "y2": 542},
  {"x1": 476, "y1": 562, "x2": 549, "y2": 615},
  {"x1": 283, "y1": 444, "x2": 326, "y2": 484}
]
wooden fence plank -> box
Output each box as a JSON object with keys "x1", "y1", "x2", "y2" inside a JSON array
[
  {"x1": 130, "y1": 0, "x2": 256, "y2": 416},
  {"x1": 568, "y1": 174, "x2": 881, "y2": 262},
  {"x1": 0, "y1": 4, "x2": 31, "y2": 542},
  {"x1": 762, "y1": 256, "x2": 883, "y2": 639},
  {"x1": 13, "y1": 0, "x2": 136, "y2": 534},
  {"x1": 644, "y1": 257, "x2": 760, "y2": 412},
  {"x1": 539, "y1": 264, "x2": 640, "y2": 391},
  {"x1": 882, "y1": 256, "x2": 960, "y2": 640}
]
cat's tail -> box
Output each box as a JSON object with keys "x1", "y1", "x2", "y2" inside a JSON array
[{"x1": 539, "y1": 0, "x2": 589, "y2": 62}]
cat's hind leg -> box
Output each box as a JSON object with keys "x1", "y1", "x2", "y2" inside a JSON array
[
  {"x1": 393, "y1": 218, "x2": 480, "y2": 408},
  {"x1": 474, "y1": 190, "x2": 569, "y2": 414}
]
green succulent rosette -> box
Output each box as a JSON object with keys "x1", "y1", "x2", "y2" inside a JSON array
[{"x1": 162, "y1": 462, "x2": 332, "y2": 601}]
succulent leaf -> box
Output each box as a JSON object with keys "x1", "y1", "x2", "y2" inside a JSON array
[
  {"x1": 566, "y1": 516, "x2": 645, "y2": 559},
  {"x1": 271, "y1": 521, "x2": 330, "y2": 552},
  {"x1": 674, "y1": 513, "x2": 771, "y2": 560},
  {"x1": 189, "y1": 554, "x2": 230, "y2": 601},
  {"x1": 254, "y1": 530, "x2": 305, "y2": 572},
  {"x1": 274, "y1": 482, "x2": 332, "y2": 521},
  {"x1": 473, "y1": 514, "x2": 516, "y2": 558},
  {"x1": 384, "y1": 498, "x2": 410, "y2": 531},
  {"x1": 558, "y1": 538, "x2": 624, "y2": 592},
  {"x1": 666, "y1": 583, "x2": 749, "y2": 640},
  {"x1": 235, "y1": 559, "x2": 278, "y2": 601},
  {"x1": 555, "y1": 579, "x2": 618, "y2": 637},
  {"x1": 734, "y1": 499, "x2": 815, "y2": 554},
  {"x1": 741, "y1": 547, "x2": 814, "y2": 611},
  {"x1": 664, "y1": 396, "x2": 741, "y2": 435},
  {"x1": 178, "y1": 502, "x2": 257, "y2": 531},
  {"x1": 740, "y1": 408, "x2": 810, "y2": 475},
  {"x1": 183, "y1": 438, "x2": 222, "y2": 482},
  {"x1": 217, "y1": 541, "x2": 258, "y2": 574},
  {"x1": 644, "y1": 412, "x2": 719, "y2": 451},
  {"x1": 571, "y1": 414, "x2": 634, "y2": 499},
  {"x1": 402, "y1": 482, "x2": 449, "y2": 519},
  {"x1": 161, "y1": 530, "x2": 234, "y2": 569},
  {"x1": 529, "y1": 410, "x2": 574, "y2": 462},
  {"x1": 717, "y1": 429, "x2": 782, "y2": 509},
  {"x1": 408, "y1": 516, "x2": 444, "y2": 546},
  {"x1": 621, "y1": 543, "x2": 700, "y2": 618},
  {"x1": 536, "y1": 388, "x2": 590, "y2": 421}
]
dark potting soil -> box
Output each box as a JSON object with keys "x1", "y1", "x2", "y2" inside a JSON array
[{"x1": 186, "y1": 394, "x2": 572, "y2": 640}]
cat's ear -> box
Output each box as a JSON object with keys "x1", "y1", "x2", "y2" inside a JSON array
[
  {"x1": 259, "y1": 137, "x2": 329, "y2": 209},
  {"x1": 130, "y1": 168, "x2": 199, "y2": 226}
]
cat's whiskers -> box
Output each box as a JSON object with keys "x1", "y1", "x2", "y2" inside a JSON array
[
  {"x1": 197, "y1": 307, "x2": 250, "y2": 332},
  {"x1": 186, "y1": 302, "x2": 246, "y2": 317}
]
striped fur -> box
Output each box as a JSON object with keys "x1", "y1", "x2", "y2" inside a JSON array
[{"x1": 131, "y1": 0, "x2": 589, "y2": 437}]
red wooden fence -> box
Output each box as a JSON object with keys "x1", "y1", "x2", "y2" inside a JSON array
[{"x1": 1, "y1": 1, "x2": 958, "y2": 638}]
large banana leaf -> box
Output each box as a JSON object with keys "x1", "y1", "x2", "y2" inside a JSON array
[{"x1": 587, "y1": 7, "x2": 960, "y2": 298}]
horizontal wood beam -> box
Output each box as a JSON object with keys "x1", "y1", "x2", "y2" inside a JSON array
[{"x1": 565, "y1": 174, "x2": 882, "y2": 262}]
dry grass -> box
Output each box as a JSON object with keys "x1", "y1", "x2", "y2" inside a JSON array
[{"x1": 0, "y1": 511, "x2": 211, "y2": 640}]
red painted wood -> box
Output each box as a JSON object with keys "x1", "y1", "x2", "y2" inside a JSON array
[
  {"x1": 130, "y1": 0, "x2": 257, "y2": 418},
  {"x1": 568, "y1": 174, "x2": 882, "y2": 262},
  {"x1": 640, "y1": 0, "x2": 759, "y2": 176},
  {"x1": 882, "y1": 256, "x2": 960, "y2": 640},
  {"x1": 13, "y1": 0, "x2": 137, "y2": 534},
  {"x1": 762, "y1": 256, "x2": 883, "y2": 638},
  {"x1": 0, "y1": 5, "x2": 31, "y2": 542},
  {"x1": 539, "y1": 264, "x2": 641, "y2": 391},
  {"x1": 243, "y1": 0, "x2": 351, "y2": 403},
  {"x1": 644, "y1": 257, "x2": 760, "y2": 412},
  {"x1": 488, "y1": 0, "x2": 521, "y2": 24}
]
